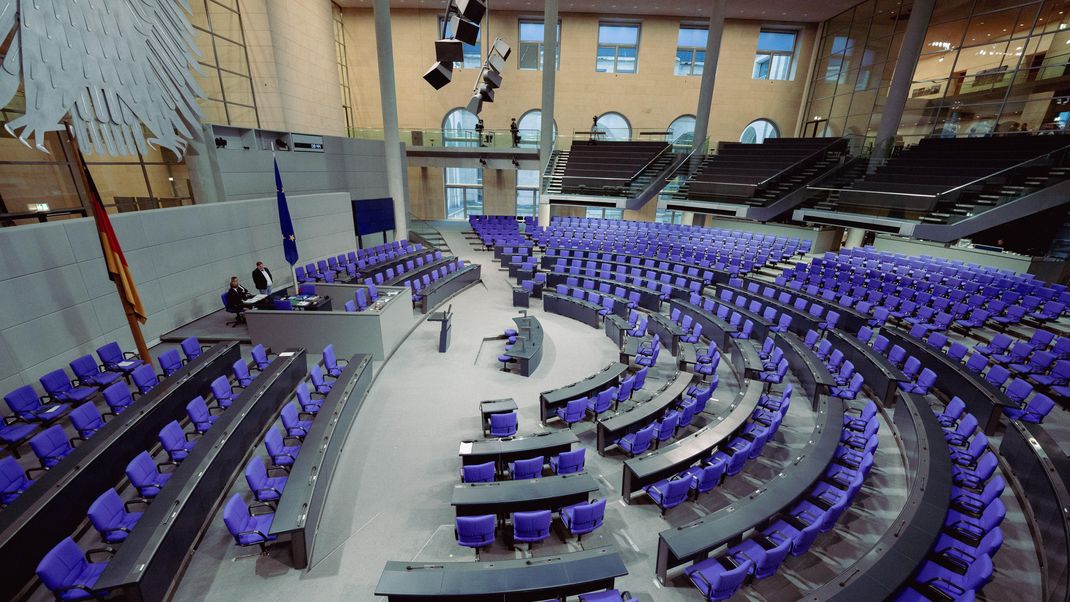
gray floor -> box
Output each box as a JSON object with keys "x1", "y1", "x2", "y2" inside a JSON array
[{"x1": 167, "y1": 225, "x2": 920, "y2": 601}]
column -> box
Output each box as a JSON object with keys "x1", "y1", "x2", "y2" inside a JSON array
[
  {"x1": 537, "y1": 0, "x2": 558, "y2": 227},
  {"x1": 844, "y1": 227, "x2": 867, "y2": 248},
  {"x1": 374, "y1": 0, "x2": 408, "y2": 238},
  {"x1": 870, "y1": 0, "x2": 936, "y2": 165},
  {"x1": 692, "y1": 0, "x2": 727, "y2": 152}
]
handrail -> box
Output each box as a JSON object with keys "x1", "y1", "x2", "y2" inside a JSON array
[
  {"x1": 756, "y1": 137, "x2": 849, "y2": 188},
  {"x1": 630, "y1": 144, "x2": 675, "y2": 183},
  {"x1": 934, "y1": 140, "x2": 1070, "y2": 199},
  {"x1": 807, "y1": 186, "x2": 935, "y2": 198}
]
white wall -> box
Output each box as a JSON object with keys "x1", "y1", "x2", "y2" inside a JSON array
[{"x1": 0, "y1": 193, "x2": 355, "y2": 397}]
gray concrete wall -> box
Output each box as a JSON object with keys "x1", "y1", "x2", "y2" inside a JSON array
[
  {"x1": 871, "y1": 234, "x2": 1035, "y2": 274},
  {"x1": 0, "y1": 192, "x2": 355, "y2": 397}
]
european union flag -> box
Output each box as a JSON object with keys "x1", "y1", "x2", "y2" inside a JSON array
[{"x1": 274, "y1": 157, "x2": 299, "y2": 266}]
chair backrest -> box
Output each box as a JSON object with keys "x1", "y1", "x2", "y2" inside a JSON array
[
  {"x1": 69, "y1": 402, "x2": 103, "y2": 437},
  {"x1": 69, "y1": 355, "x2": 99, "y2": 380},
  {"x1": 572, "y1": 498, "x2": 606, "y2": 531},
  {"x1": 102, "y1": 381, "x2": 134, "y2": 413},
  {"x1": 513, "y1": 510, "x2": 552, "y2": 537},
  {"x1": 30, "y1": 425, "x2": 71, "y2": 464},
  {"x1": 323, "y1": 344, "x2": 338, "y2": 369},
  {"x1": 36, "y1": 537, "x2": 91, "y2": 594},
  {"x1": 489, "y1": 411, "x2": 517, "y2": 436},
  {"x1": 462, "y1": 461, "x2": 495, "y2": 483},
  {"x1": 159, "y1": 420, "x2": 187, "y2": 454},
  {"x1": 180, "y1": 337, "x2": 201, "y2": 360},
  {"x1": 244, "y1": 455, "x2": 268, "y2": 490},
  {"x1": 39, "y1": 370, "x2": 73, "y2": 397},
  {"x1": 558, "y1": 448, "x2": 586, "y2": 473},
  {"x1": 233, "y1": 359, "x2": 251, "y2": 381},
  {"x1": 159, "y1": 349, "x2": 183, "y2": 376},
  {"x1": 456, "y1": 514, "x2": 496, "y2": 544},
  {"x1": 4, "y1": 385, "x2": 41, "y2": 417},
  {"x1": 87, "y1": 488, "x2": 125, "y2": 536},
  {"x1": 210, "y1": 375, "x2": 233, "y2": 400},
  {"x1": 512, "y1": 456, "x2": 543, "y2": 478},
  {"x1": 96, "y1": 341, "x2": 123, "y2": 367}
]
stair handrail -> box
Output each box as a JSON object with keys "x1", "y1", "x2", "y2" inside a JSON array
[
  {"x1": 756, "y1": 137, "x2": 850, "y2": 189},
  {"x1": 935, "y1": 140, "x2": 1070, "y2": 200}
]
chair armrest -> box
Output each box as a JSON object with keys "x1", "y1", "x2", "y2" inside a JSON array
[
  {"x1": 157, "y1": 461, "x2": 179, "y2": 473},
  {"x1": 3, "y1": 414, "x2": 25, "y2": 426},
  {"x1": 267, "y1": 466, "x2": 289, "y2": 478},
  {"x1": 299, "y1": 411, "x2": 316, "y2": 421},
  {"x1": 283, "y1": 436, "x2": 303, "y2": 446},
  {"x1": 186, "y1": 432, "x2": 203, "y2": 442},
  {"x1": 236, "y1": 529, "x2": 271, "y2": 542},
  {"x1": 256, "y1": 486, "x2": 284, "y2": 498},
  {"x1": 209, "y1": 406, "x2": 225, "y2": 416},
  {"x1": 70, "y1": 436, "x2": 85, "y2": 446},
  {"x1": 249, "y1": 502, "x2": 275, "y2": 516},
  {"x1": 125, "y1": 499, "x2": 150, "y2": 512},
  {"x1": 26, "y1": 466, "x2": 48, "y2": 478}
]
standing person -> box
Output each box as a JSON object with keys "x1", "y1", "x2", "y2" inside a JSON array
[
  {"x1": 475, "y1": 118, "x2": 485, "y2": 147},
  {"x1": 589, "y1": 115, "x2": 599, "y2": 144},
  {"x1": 510, "y1": 117, "x2": 520, "y2": 147},
  {"x1": 251, "y1": 261, "x2": 273, "y2": 295}
]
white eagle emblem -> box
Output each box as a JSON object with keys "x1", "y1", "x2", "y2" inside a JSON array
[{"x1": 0, "y1": 0, "x2": 205, "y2": 157}]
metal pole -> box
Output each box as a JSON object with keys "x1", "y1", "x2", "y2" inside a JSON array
[
  {"x1": 537, "y1": 0, "x2": 558, "y2": 227},
  {"x1": 374, "y1": 0, "x2": 409, "y2": 238},
  {"x1": 870, "y1": 0, "x2": 936, "y2": 166},
  {"x1": 692, "y1": 0, "x2": 727, "y2": 153}
]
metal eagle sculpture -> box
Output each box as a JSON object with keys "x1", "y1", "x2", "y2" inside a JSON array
[{"x1": 0, "y1": 0, "x2": 205, "y2": 157}]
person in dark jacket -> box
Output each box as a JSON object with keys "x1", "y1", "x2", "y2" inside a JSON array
[
  {"x1": 251, "y1": 261, "x2": 273, "y2": 294},
  {"x1": 225, "y1": 276, "x2": 252, "y2": 323}
]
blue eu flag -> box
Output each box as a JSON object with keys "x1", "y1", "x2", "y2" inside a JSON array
[{"x1": 275, "y1": 157, "x2": 299, "y2": 266}]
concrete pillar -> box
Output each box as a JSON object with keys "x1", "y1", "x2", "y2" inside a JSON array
[
  {"x1": 870, "y1": 0, "x2": 936, "y2": 166},
  {"x1": 374, "y1": 0, "x2": 408, "y2": 238},
  {"x1": 537, "y1": 0, "x2": 558, "y2": 227},
  {"x1": 844, "y1": 227, "x2": 867, "y2": 248},
  {"x1": 681, "y1": 211, "x2": 695, "y2": 226},
  {"x1": 692, "y1": 0, "x2": 727, "y2": 152}
]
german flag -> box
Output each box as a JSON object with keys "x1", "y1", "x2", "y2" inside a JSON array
[{"x1": 85, "y1": 167, "x2": 147, "y2": 324}]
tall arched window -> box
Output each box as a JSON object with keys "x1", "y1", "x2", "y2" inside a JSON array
[
  {"x1": 595, "y1": 112, "x2": 631, "y2": 141},
  {"x1": 443, "y1": 108, "x2": 479, "y2": 147},
  {"x1": 740, "y1": 119, "x2": 779, "y2": 144},
  {"x1": 517, "y1": 110, "x2": 557, "y2": 148},
  {"x1": 667, "y1": 115, "x2": 696, "y2": 146}
]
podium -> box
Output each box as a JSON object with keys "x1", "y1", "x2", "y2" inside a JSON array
[{"x1": 428, "y1": 307, "x2": 452, "y2": 352}]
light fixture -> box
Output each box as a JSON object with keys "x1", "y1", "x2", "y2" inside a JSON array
[
  {"x1": 466, "y1": 37, "x2": 511, "y2": 116},
  {"x1": 424, "y1": 61, "x2": 453, "y2": 89}
]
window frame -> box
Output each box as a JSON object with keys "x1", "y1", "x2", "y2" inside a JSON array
[
  {"x1": 595, "y1": 112, "x2": 632, "y2": 141},
  {"x1": 442, "y1": 108, "x2": 480, "y2": 147},
  {"x1": 596, "y1": 21, "x2": 641, "y2": 74},
  {"x1": 515, "y1": 169, "x2": 540, "y2": 217},
  {"x1": 675, "y1": 24, "x2": 708, "y2": 76},
  {"x1": 753, "y1": 28, "x2": 798, "y2": 81},
  {"x1": 518, "y1": 19, "x2": 561, "y2": 71},
  {"x1": 444, "y1": 167, "x2": 484, "y2": 220}
]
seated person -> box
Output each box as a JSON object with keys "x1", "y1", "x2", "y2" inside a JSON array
[{"x1": 225, "y1": 276, "x2": 253, "y2": 323}]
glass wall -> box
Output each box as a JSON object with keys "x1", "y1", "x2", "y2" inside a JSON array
[
  {"x1": 445, "y1": 167, "x2": 483, "y2": 219},
  {"x1": 515, "y1": 170, "x2": 540, "y2": 216},
  {"x1": 804, "y1": 0, "x2": 1070, "y2": 144},
  {"x1": 190, "y1": 0, "x2": 259, "y2": 127}
]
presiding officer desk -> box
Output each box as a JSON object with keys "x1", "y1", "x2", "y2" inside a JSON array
[
  {"x1": 622, "y1": 379, "x2": 764, "y2": 501},
  {"x1": 95, "y1": 349, "x2": 307, "y2": 601},
  {"x1": 505, "y1": 316, "x2": 544, "y2": 377},
  {"x1": 656, "y1": 394, "x2": 845, "y2": 582},
  {"x1": 452, "y1": 473, "x2": 599, "y2": 517},
  {"x1": 271, "y1": 353, "x2": 374, "y2": 569},
  {"x1": 0, "y1": 341, "x2": 241, "y2": 602},
  {"x1": 539, "y1": 362, "x2": 629, "y2": 423},
  {"x1": 248, "y1": 285, "x2": 415, "y2": 361},
  {"x1": 459, "y1": 431, "x2": 580, "y2": 468},
  {"x1": 596, "y1": 371, "x2": 694, "y2": 455},
  {"x1": 804, "y1": 390, "x2": 951, "y2": 601},
  {"x1": 375, "y1": 545, "x2": 628, "y2": 601}
]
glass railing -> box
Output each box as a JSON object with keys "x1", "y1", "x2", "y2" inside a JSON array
[{"x1": 348, "y1": 127, "x2": 705, "y2": 150}]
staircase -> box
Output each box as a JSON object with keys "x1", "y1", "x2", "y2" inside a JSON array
[
  {"x1": 918, "y1": 163, "x2": 1070, "y2": 225},
  {"x1": 542, "y1": 149, "x2": 566, "y2": 195},
  {"x1": 409, "y1": 221, "x2": 451, "y2": 253},
  {"x1": 749, "y1": 150, "x2": 844, "y2": 207}
]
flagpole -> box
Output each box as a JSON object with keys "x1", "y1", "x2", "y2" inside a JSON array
[{"x1": 65, "y1": 123, "x2": 153, "y2": 364}]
